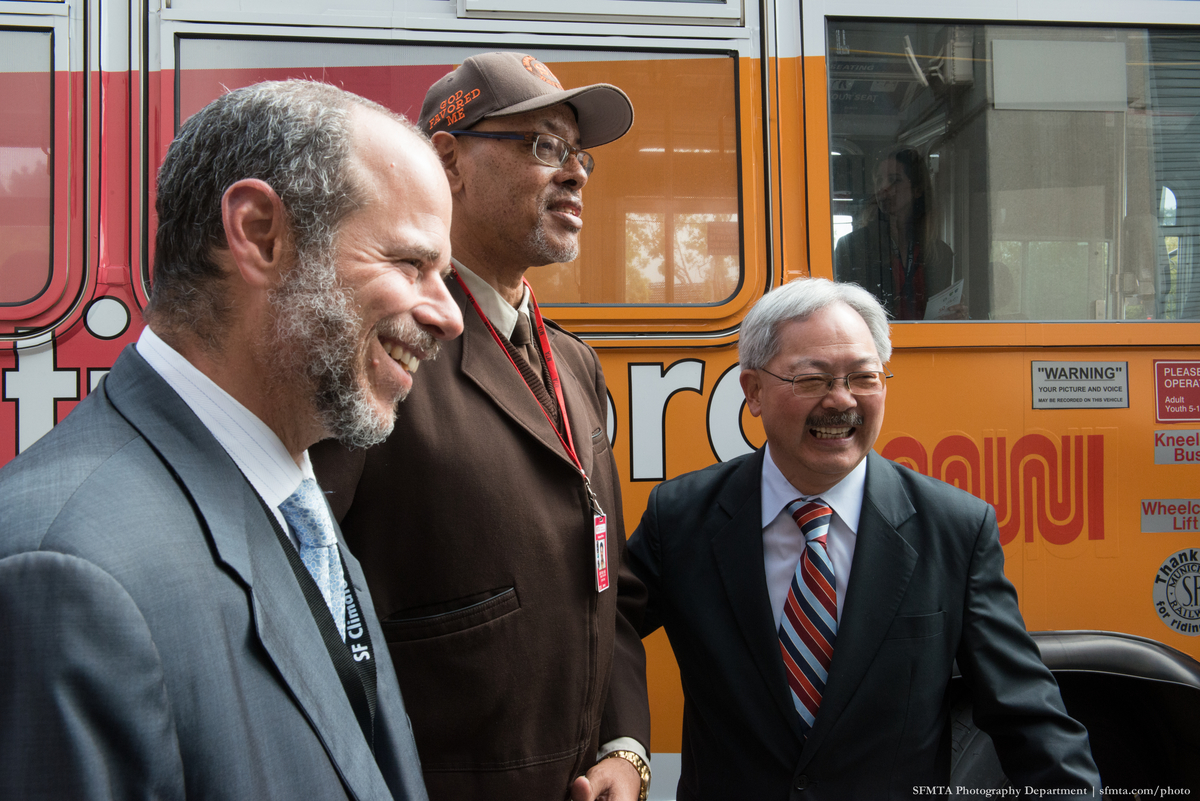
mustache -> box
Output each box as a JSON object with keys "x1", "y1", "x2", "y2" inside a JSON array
[
  {"x1": 542, "y1": 190, "x2": 582, "y2": 210},
  {"x1": 376, "y1": 315, "x2": 441, "y2": 362},
  {"x1": 806, "y1": 411, "x2": 864, "y2": 428}
]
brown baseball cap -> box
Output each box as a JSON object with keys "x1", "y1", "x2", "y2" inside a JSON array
[{"x1": 420, "y1": 52, "x2": 634, "y2": 149}]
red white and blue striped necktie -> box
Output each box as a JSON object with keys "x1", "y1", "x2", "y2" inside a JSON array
[{"x1": 778, "y1": 499, "x2": 837, "y2": 736}]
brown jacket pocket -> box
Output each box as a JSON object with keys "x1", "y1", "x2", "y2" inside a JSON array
[{"x1": 382, "y1": 587, "x2": 520, "y2": 642}]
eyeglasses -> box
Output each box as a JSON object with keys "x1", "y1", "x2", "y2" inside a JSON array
[
  {"x1": 451, "y1": 130, "x2": 595, "y2": 175},
  {"x1": 759, "y1": 369, "x2": 892, "y2": 398}
]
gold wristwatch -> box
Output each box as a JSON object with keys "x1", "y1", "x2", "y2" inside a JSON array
[{"x1": 601, "y1": 749, "x2": 650, "y2": 801}]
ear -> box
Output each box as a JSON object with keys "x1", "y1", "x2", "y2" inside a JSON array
[
  {"x1": 740, "y1": 368, "x2": 764, "y2": 418},
  {"x1": 221, "y1": 178, "x2": 289, "y2": 289},
  {"x1": 431, "y1": 131, "x2": 464, "y2": 193}
]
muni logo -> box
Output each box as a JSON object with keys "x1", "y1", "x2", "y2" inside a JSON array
[{"x1": 881, "y1": 432, "x2": 1106, "y2": 546}]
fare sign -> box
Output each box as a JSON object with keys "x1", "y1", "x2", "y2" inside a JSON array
[{"x1": 1155, "y1": 360, "x2": 1200, "y2": 422}]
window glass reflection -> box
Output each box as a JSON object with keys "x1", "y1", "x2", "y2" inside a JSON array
[
  {"x1": 828, "y1": 21, "x2": 1200, "y2": 321},
  {"x1": 177, "y1": 41, "x2": 741, "y2": 307},
  {"x1": 532, "y1": 56, "x2": 740, "y2": 305}
]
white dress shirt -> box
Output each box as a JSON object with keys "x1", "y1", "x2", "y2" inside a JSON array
[
  {"x1": 136, "y1": 326, "x2": 313, "y2": 542},
  {"x1": 454, "y1": 259, "x2": 535, "y2": 342},
  {"x1": 761, "y1": 444, "x2": 867, "y2": 630}
]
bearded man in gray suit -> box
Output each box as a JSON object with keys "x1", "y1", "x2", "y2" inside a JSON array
[{"x1": 0, "y1": 80, "x2": 462, "y2": 800}]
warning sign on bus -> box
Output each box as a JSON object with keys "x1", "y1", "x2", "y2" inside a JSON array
[
  {"x1": 1155, "y1": 360, "x2": 1200, "y2": 423},
  {"x1": 1031, "y1": 361, "x2": 1128, "y2": 409}
]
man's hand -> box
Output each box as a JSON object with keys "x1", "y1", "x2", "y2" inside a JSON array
[{"x1": 569, "y1": 755, "x2": 643, "y2": 801}]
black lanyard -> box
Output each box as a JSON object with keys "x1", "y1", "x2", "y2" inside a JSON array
[{"x1": 258, "y1": 495, "x2": 379, "y2": 752}]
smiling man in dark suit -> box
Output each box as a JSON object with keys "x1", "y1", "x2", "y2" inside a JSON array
[
  {"x1": 627, "y1": 277, "x2": 1101, "y2": 799},
  {"x1": 0, "y1": 80, "x2": 462, "y2": 799}
]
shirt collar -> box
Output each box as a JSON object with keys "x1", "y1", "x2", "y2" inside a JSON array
[
  {"x1": 453, "y1": 258, "x2": 531, "y2": 340},
  {"x1": 135, "y1": 326, "x2": 313, "y2": 515},
  {"x1": 761, "y1": 443, "x2": 867, "y2": 533}
]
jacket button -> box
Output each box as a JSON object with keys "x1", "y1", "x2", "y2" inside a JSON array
[{"x1": 794, "y1": 775, "x2": 809, "y2": 791}]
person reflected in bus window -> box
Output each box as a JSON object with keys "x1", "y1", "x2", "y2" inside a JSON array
[
  {"x1": 0, "y1": 80, "x2": 463, "y2": 800},
  {"x1": 626, "y1": 277, "x2": 1101, "y2": 799},
  {"x1": 311, "y1": 52, "x2": 652, "y2": 801},
  {"x1": 834, "y1": 147, "x2": 966, "y2": 320},
  {"x1": 989, "y1": 260, "x2": 1028, "y2": 320}
]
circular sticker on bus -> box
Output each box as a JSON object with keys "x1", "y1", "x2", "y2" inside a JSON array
[{"x1": 1154, "y1": 549, "x2": 1200, "y2": 636}]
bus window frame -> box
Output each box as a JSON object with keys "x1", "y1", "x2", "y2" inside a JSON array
[
  {"x1": 160, "y1": 0, "x2": 752, "y2": 40},
  {"x1": 0, "y1": 2, "x2": 68, "y2": 14},
  {"x1": 456, "y1": 0, "x2": 744, "y2": 26},
  {"x1": 804, "y1": 1, "x2": 1200, "y2": 350},
  {"x1": 0, "y1": 12, "x2": 78, "y2": 334},
  {"x1": 155, "y1": 20, "x2": 771, "y2": 336}
]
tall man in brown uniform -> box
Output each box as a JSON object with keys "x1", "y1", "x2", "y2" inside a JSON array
[{"x1": 312, "y1": 53, "x2": 651, "y2": 801}]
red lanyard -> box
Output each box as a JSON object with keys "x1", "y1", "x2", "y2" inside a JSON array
[
  {"x1": 453, "y1": 270, "x2": 610, "y2": 590},
  {"x1": 452, "y1": 270, "x2": 585, "y2": 482}
]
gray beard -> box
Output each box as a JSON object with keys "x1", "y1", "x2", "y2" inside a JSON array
[
  {"x1": 269, "y1": 247, "x2": 437, "y2": 450},
  {"x1": 526, "y1": 208, "x2": 579, "y2": 265}
]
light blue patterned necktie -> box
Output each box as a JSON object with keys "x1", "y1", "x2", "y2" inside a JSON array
[{"x1": 280, "y1": 478, "x2": 347, "y2": 640}]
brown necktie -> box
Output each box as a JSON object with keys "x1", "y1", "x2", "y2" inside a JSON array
[
  {"x1": 511, "y1": 312, "x2": 543, "y2": 379},
  {"x1": 504, "y1": 313, "x2": 561, "y2": 431}
]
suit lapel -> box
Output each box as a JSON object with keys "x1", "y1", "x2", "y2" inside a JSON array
[
  {"x1": 801, "y1": 452, "x2": 919, "y2": 759},
  {"x1": 456, "y1": 280, "x2": 581, "y2": 472},
  {"x1": 246, "y1": 509, "x2": 395, "y2": 800},
  {"x1": 104, "y1": 347, "x2": 392, "y2": 800},
  {"x1": 545, "y1": 326, "x2": 596, "y2": 478},
  {"x1": 711, "y1": 450, "x2": 806, "y2": 743},
  {"x1": 104, "y1": 348, "x2": 255, "y2": 585}
]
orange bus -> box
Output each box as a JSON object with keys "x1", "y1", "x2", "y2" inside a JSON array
[{"x1": 1, "y1": 0, "x2": 1198, "y2": 791}]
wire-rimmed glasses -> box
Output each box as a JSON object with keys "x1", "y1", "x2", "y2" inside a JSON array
[
  {"x1": 758, "y1": 369, "x2": 892, "y2": 398},
  {"x1": 451, "y1": 130, "x2": 595, "y2": 175}
]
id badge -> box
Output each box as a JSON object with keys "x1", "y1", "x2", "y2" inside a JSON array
[{"x1": 594, "y1": 514, "x2": 610, "y2": 592}]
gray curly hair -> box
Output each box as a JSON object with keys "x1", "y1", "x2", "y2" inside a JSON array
[
  {"x1": 738, "y1": 277, "x2": 892, "y2": 369},
  {"x1": 147, "y1": 79, "x2": 427, "y2": 348}
]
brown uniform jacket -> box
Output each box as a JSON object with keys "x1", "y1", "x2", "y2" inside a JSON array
[{"x1": 312, "y1": 277, "x2": 651, "y2": 801}]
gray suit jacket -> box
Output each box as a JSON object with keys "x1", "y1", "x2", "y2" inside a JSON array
[
  {"x1": 0, "y1": 346, "x2": 428, "y2": 801},
  {"x1": 628, "y1": 449, "x2": 1100, "y2": 800}
]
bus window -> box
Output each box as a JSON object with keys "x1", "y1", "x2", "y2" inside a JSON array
[
  {"x1": 826, "y1": 21, "x2": 1200, "y2": 323},
  {"x1": 0, "y1": 28, "x2": 51, "y2": 308},
  {"x1": 173, "y1": 39, "x2": 741, "y2": 307}
]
